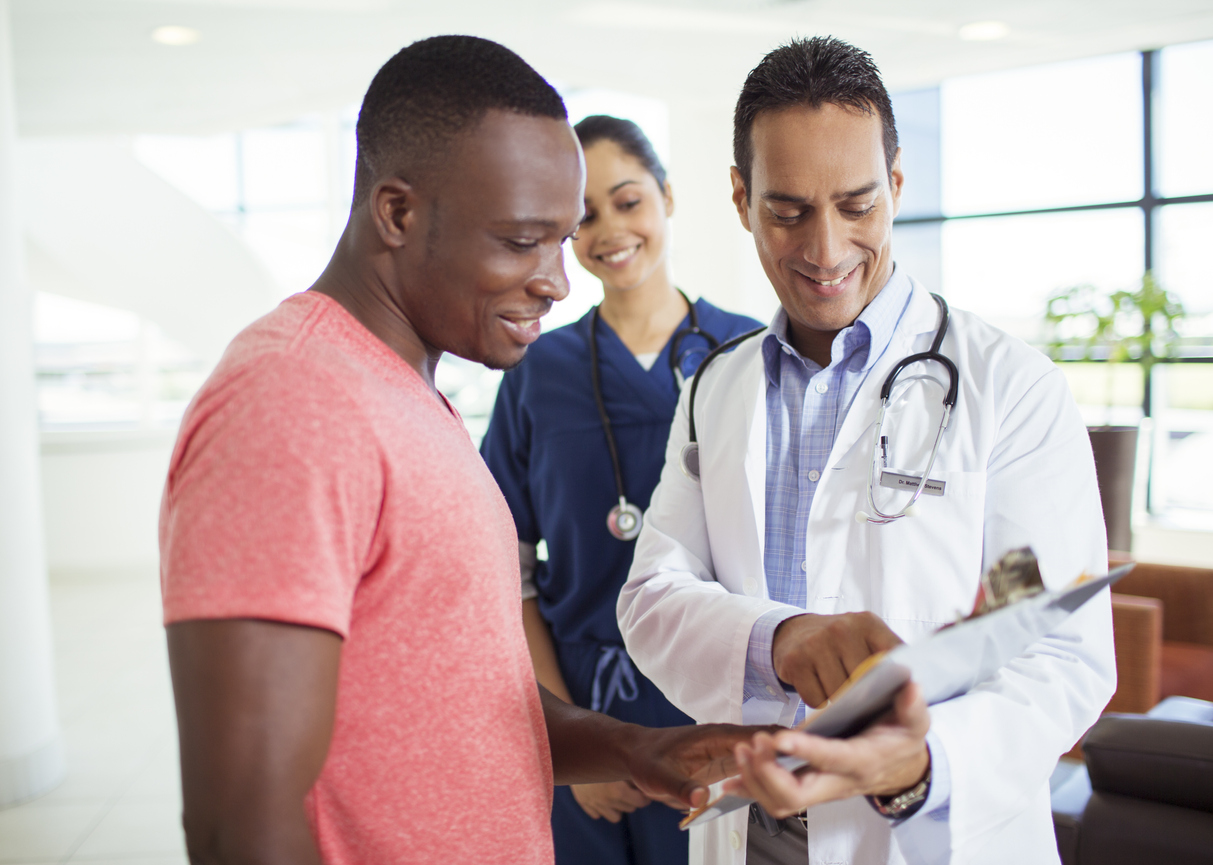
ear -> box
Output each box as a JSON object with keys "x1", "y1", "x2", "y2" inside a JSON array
[
  {"x1": 662, "y1": 178, "x2": 675, "y2": 218},
  {"x1": 368, "y1": 176, "x2": 418, "y2": 250},
  {"x1": 888, "y1": 148, "x2": 905, "y2": 220},
  {"x1": 729, "y1": 166, "x2": 752, "y2": 233}
]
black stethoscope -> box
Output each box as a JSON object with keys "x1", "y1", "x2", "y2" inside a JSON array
[
  {"x1": 590, "y1": 291, "x2": 720, "y2": 541},
  {"x1": 679, "y1": 293, "x2": 958, "y2": 524}
]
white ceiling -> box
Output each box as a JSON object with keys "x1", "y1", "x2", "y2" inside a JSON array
[{"x1": 12, "y1": 0, "x2": 1213, "y2": 135}]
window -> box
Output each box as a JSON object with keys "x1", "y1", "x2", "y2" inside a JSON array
[{"x1": 896, "y1": 39, "x2": 1213, "y2": 519}]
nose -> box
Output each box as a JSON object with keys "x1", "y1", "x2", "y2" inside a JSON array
[
  {"x1": 529, "y1": 243, "x2": 571, "y2": 304},
  {"x1": 801, "y1": 211, "x2": 848, "y2": 274}
]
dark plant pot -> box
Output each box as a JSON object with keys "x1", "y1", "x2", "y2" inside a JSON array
[{"x1": 1087, "y1": 426, "x2": 1139, "y2": 553}]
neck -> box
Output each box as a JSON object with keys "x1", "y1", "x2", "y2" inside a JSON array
[
  {"x1": 309, "y1": 227, "x2": 441, "y2": 396},
  {"x1": 596, "y1": 267, "x2": 689, "y2": 355},
  {"x1": 786, "y1": 322, "x2": 837, "y2": 369}
]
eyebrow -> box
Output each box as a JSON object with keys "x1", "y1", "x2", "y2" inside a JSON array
[
  {"x1": 493, "y1": 219, "x2": 563, "y2": 230},
  {"x1": 608, "y1": 179, "x2": 640, "y2": 194},
  {"x1": 760, "y1": 181, "x2": 883, "y2": 205}
]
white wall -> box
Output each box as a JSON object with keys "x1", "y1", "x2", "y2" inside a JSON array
[{"x1": 39, "y1": 430, "x2": 174, "y2": 576}]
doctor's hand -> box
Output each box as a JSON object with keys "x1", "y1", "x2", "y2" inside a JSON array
[
  {"x1": 723, "y1": 683, "x2": 931, "y2": 818},
  {"x1": 571, "y1": 781, "x2": 651, "y2": 822},
  {"x1": 772, "y1": 612, "x2": 903, "y2": 708},
  {"x1": 624, "y1": 722, "x2": 777, "y2": 811}
]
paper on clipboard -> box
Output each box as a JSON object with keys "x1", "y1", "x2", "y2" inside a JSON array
[{"x1": 680, "y1": 560, "x2": 1134, "y2": 829}]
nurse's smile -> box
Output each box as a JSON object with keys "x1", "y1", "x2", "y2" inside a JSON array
[{"x1": 596, "y1": 243, "x2": 642, "y2": 268}]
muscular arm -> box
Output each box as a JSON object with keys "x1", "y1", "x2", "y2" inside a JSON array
[
  {"x1": 540, "y1": 685, "x2": 754, "y2": 810},
  {"x1": 167, "y1": 619, "x2": 342, "y2": 865}
]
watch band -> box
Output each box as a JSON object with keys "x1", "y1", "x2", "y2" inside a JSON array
[{"x1": 865, "y1": 767, "x2": 931, "y2": 820}]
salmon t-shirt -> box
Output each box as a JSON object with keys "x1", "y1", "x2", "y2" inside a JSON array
[{"x1": 160, "y1": 291, "x2": 554, "y2": 864}]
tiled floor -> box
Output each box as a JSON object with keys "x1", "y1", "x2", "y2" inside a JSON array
[{"x1": 0, "y1": 567, "x2": 187, "y2": 865}]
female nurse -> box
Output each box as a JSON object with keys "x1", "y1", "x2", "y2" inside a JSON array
[{"x1": 480, "y1": 116, "x2": 761, "y2": 865}]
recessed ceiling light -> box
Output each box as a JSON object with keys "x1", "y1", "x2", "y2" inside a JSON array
[
  {"x1": 958, "y1": 20, "x2": 1010, "y2": 42},
  {"x1": 151, "y1": 25, "x2": 201, "y2": 46}
]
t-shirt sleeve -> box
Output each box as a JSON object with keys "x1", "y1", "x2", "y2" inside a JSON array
[
  {"x1": 160, "y1": 354, "x2": 384, "y2": 638},
  {"x1": 479, "y1": 367, "x2": 540, "y2": 545}
]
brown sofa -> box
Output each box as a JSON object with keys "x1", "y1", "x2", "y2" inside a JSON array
[
  {"x1": 1109, "y1": 552, "x2": 1213, "y2": 704},
  {"x1": 1052, "y1": 697, "x2": 1213, "y2": 865}
]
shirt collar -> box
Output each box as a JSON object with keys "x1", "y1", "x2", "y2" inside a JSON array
[{"x1": 761, "y1": 264, "x2": 913, "y2": 387}]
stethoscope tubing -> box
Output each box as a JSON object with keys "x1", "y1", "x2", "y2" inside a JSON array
[
  {"x1": 679, "y1": 292, "x2": 958, "y2": 522},
  {"x1": 863, "y1": 292, "x2": 957, "y2": 524},
  {"x1": 590, "y1": 291, "x2": 722, "y2": 540}
]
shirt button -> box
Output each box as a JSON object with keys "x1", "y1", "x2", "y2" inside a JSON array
[
  {"x1": 815, "y1": 382, "x2": 828, "y2": 394},
  {"x1": 766, "y1": 685, "x2": 776, "y2": 696},
  {"x1": 801, "y1": 560, "x2": 808, "y2": 572},
  {"x1": 782, "y1": 345, "x2": 793, "y2": 355},
  {"x1": 730, "y1": 830, "x2": 743, "y2": 850},
  {"x1": 808, "y1": 470, "x2": 820, "y2": 482},
  {"x1": 743, "y1": 576, "x2": 758, "y2": 595}
]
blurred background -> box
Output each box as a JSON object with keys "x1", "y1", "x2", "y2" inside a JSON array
[{"x1": 1, "y1": 1, "x2": 1212, "y2": 863}]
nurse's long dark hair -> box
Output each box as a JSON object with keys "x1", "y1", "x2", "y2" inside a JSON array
[{"x1": 573, "y1": 115, "x2": 667, "y2": 191}]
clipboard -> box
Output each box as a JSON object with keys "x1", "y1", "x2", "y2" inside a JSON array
[{"x1": 681, "y1": 561, "x2": 1134, "y2": 829}]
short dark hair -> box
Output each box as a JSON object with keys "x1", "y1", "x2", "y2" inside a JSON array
[
  {"x1": 353, "y1": 35, "x2": 567, "y2": 206},
  {"x1": 733, "y1": 36, "x2": 898, "y2": 194},
  {"x1": 574, "y1": 115, "x2": 667, "y2": 190}
]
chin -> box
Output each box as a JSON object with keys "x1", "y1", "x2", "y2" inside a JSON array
[{"x1": 480, "y1": 345, "x2": 529, "y2": 372}]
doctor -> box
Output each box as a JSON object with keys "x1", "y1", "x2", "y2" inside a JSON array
[{"x1": 617, "y1": 36, "x2": 1115, "y2": 865}]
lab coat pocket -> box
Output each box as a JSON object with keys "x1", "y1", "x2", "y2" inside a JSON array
[{"x1": 867, "y1": 469, "x2": 986, "y2": 639}]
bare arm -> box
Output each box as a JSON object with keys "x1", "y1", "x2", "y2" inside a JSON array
[
  {"x1": 167, "y1": 619, "x2": 342, "y2": 865},
  {"x1": 522, "y1": 599, "x2": 574, "y2": 703},
  {"x1": 540, "y1": 685, "x2": 761, "y2": 810}
]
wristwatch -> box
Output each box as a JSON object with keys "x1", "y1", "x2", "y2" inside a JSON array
[{"x1": 866, "y1": 767, "x2": 931, "y2": 820}]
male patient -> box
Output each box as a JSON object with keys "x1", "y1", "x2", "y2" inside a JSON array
[{"x1": 160, "y1": 36, "x2": 753, "y2": 865}]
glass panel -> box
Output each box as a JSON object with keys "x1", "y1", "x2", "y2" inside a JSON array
[
  {"x1": 890, "y1": 88, "x2": 941, "y2": 220},
  {"x1": 940, "y1": 208, "x2": 1144, "y2": 343},
  {"x1": 34, "y1": 293, "x2": 204, "y2": 430},
  {"x1": 134, "y1": 134, "x2": 240, "y2": 212},
  {"x1": 240, "y1": 210, "x2": 332, "y2": 297},
  {"x1": 941, "y1": 53, "x2": 1142, "y2": 214},
  {"x1": 892, "y1": 222, "x2": 941, "y2": 291},
  {"x1": 1151, "y1": 363, "x2": 1213, "y2": 513},
  {"x1": 1156, "y1": 39, "x2": 1213, "y2": 198},
  {"x1": 1155, "y1": 203, "x2": 1213, "y2": 341},
  {"x1": 241, "y1": 123, "x2": 327, "y2": 209}
]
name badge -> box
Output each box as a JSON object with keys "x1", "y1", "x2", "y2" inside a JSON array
[{"x1": 879, "y1": 470, "x2": 946, "y2": 497}]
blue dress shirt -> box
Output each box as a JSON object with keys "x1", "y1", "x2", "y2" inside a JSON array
[{"x1": 742, "y1": 267, "x2": 952, "y2": 857}]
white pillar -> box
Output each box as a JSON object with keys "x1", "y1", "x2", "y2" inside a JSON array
[{"x1": 0, "y1": 0, "x2": 65, "y2": 808}]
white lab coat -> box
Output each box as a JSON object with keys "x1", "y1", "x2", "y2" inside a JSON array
[{"x1": 617, "y1": 278, "x2": 1116, "y2": 865}]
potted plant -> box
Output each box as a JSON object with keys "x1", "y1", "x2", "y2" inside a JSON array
[{"x1": 1044, "y1": 273, "x2": 1186, "y2": 551}]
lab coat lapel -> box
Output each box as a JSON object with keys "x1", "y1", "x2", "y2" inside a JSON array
[
  {"x1": 740, "y1": 346, "x2": 767, "y2": 571},
  {"x1": 825, "y1": 281, "x2": 942, "y2": 472}
]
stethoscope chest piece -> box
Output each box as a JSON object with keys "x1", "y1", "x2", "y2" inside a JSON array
[
  {"x1": 607, "y1": 497, "x2": 644, "y2": 541},
  {"x1": 679, "y1": 442, "x2": 700, "y2": 482}
]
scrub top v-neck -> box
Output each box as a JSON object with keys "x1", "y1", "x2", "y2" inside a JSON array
[{"x1": 481, "y1": 298, "x2": 762, "y2": 651}]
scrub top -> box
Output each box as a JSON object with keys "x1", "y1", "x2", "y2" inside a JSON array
[
  {"x1": 481, "y1": 297, "x2": 761, "y2": 662},
  {"x1": 482, "y1": 298, "x2": 760, "y2": 865}
]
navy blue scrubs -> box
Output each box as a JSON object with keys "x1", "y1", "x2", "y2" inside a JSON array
[{"x1": 481, "y1": 298, "x2": 761, "y2": 865}]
